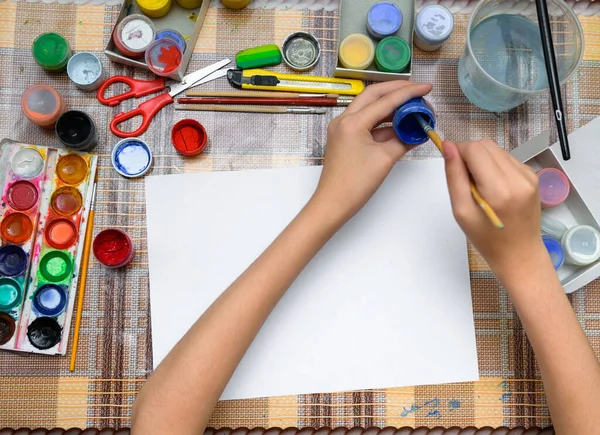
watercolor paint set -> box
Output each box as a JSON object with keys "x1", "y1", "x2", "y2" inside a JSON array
[{"x1": 0, "y1": 139, "x2": 98, "y2": 355}]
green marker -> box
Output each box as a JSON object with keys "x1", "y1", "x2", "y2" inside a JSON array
[
  {"x1": 375, "y1": 36, "x2": 411, "y2": 73},
  {"x1": 236, "y1": 44, "x2": 282, "y2": 69},
  {"x1": 32, "y1": 33, "x2": 72, "y2": 72}
]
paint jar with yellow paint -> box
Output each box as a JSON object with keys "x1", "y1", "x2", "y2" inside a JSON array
[
  {"x1": 176, "y1": 0, "x2": 202, "y2": 9},
  {"x1": 221, "y1": 0, "x2": 251, "y2": 9},
  {"x1": 138, "y1": 0, "x2": 172, "y2": 17},
  {"x1": 338, "y1": 33, "x2": 375, "y2": 70}
]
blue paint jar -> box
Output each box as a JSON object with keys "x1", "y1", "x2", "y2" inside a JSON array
[
  {"x1": 542, "y1": 235, "x2": 565, "y2": 270},
  {"x1": 155, "y1": 29, "x2": 187, "y2": 53},
  {"x1": 32, "y1": 284, "x2": 68, "y2": 317},
  {"x1": 367, "y1": 2, "x2": 403, "y2": 40},
  {"x1": 392, "y1": 98, "x2": 436, "y2": 146}
]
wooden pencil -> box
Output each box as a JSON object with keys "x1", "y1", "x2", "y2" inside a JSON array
[
  {"x1": 185, "y1": 91, "x2": 340, "y2": 98},
  {"x1": 413, "y1": 114, "x2": 505, "y2": 230},
  {"x1": 69, "y1": 180, "x2": 97, "y2": 372},
  {"x1": 175, "y1": 105, "x2": 327, "y2": 114}
]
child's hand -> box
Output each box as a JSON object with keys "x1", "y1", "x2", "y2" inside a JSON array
[
  {"x1": 312, "y1": 81, "x2": 432, "y2": 222},
  {"x1": 443, "y1": 139, "x2": 546, "y2": 280}
]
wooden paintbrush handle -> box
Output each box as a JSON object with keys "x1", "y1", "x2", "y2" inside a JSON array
[
  {"x1": 176, "y1": 105, "x2": 287, "y2": 113},
  {"x1": 185, "y1": 91, "x2": 300, "y2": 98}
]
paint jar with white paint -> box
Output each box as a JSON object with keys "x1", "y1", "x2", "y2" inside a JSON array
[
  {"x1": 67, "y1": 52, "x2": 105, "y2": 91},
  {"x1": 562, "y1": 225, "x2": 600, "y2": 267},
  {"x1": 414, "y1": 5, "x2": 454, "y2": 52}
]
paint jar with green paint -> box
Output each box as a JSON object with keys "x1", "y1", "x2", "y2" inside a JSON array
[
  {"x1": 0, "y1": 278, "x2": 22, "y2": 311},
  {"x1": 39, "y1": 250, "x2": 73, "y2": 283},
  {"x1": 32, "y1": 33, "x2": 72, "y2": 72}
]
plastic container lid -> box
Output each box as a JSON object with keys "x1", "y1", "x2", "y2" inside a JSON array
[
  {"x1": 562, "y1": 225, "x2": 600, "y2": 267},
  {"x1": 415, "y1": 5, "x2": 454, "y2": 46},
  {"x1": 21, "y1": 85, "x2": 65, "y2": 129},
  {"x1": 115, "y1": 14, "x2": 155, "y2": 57},
  {"x1": 32, "y1": 33, "x2": 71, "y2": 71},
  {"x1": 145, "y1": 38, "x2": 183, "y2": 77},
  {"x1": 156, "y1": 29, "x2": 187, "y2": 53},
  {"x1": 171, "y1": 119, "x2": 208, "y2": 156},
  {"x1": 137, "y1": 0, "x2": 172, "y2": 18},
  {"x1": 282, "y1": 32, "x2": 321, "y2": 71},
  {"x1": 367, "y1": 2, "x2": 403, "y2": 40},
  {"x1": 338, "y1": 33, "x2": 375, "y2": 70},
  {"x1": 537, "y1": 168, "x2": 570, "y2": 208},
  {"x1": 542, "y1": 235, "x2": 565, "y2": 270},
  {"x1": 392, "y1": 97, "x2": 436, "y2": 146},
  {"x1": 375, "y1": 36, "x2": 411, "y2": 73},
  {"x1": 112, "y1": 139, "x2": 153, "y2": 178}
]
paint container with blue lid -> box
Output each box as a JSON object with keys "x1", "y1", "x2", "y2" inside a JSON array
[
  {"x1": 367, "y1": 2, "x2": 403, "y2": 40},
  {"x1": 542, "y1": 235, "x2": 565, "y2": 270},
  {"x1": 392, "y1": 97, "x2": 436, "y2": 146},
  {"x1": 155, "y1": 29, "x2": 187, "y2": 54},
  {"x1": 112, "y1": 139, "x2": 153, "y2": 178},
  {"x1": 32, "y1": 284, "x2": 67, "y2": 317}
]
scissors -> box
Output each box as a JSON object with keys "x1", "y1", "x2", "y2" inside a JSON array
[{"x1": 97, "y1": 59, "x2": 231, "y2": 138}]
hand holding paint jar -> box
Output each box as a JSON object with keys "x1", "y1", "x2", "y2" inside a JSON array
[{"x1": 313, "y1": 81, "x2": 432, "y2": 221}]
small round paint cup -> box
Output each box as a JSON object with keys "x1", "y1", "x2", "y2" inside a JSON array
[
  {"x1": 171, "y1": 119, "x2": 207, "y2": 156},
  {"x1": 137, "y1": 0, "x2": 172, "y2": 18},
  {"x1": 156, "y1": 29, "x2": 187, "y2": 53},
  {"x1": 1, "y1": 212, "x2": 34, "y2": 245},
  {"x1": 375, "y1": 36, "x2": 411, "y2": 73},
  {"x1": 367, "y1": 2, "x2": 403, "y2": 40},
  {"x1": 112, "y1": 139, "x2": 153, "y2": 178},
  {"x1": 537, "y1": 168, "x2": 570, "y2": 208},
  {"x1": 542, "y1": 235, "x2": 565, "y2": 270},
  {"x1": 145, "y1": 38, "x2": 183, "y2": 77},
  {"x1": 561, "y1": 225, "x2": 600, "y2": 267},
  {"x1": 393, "y1": 97, "x2": 436, "y2": 146},
  {"x1": 93, "y1": 228, "x2": 135, "y2": 268},
  {"x1": 55, "y1": 110, "x2": 98, "y2": 151},
  {"x1": 27, "y1": 316, "x2": 62, "y2": 350},
  {"x1": 282, "y1": 32, "x2": 321, "y2": 71},
  {"x1": 541, "y1": 213, "x2": 569, "y2": 240},
  {"x1": 0, "y1": 278, "x2": 22, "y2": 311},
  {"x1": 0, "y1": 312, "x2": 16, "y2": 345},
  {"x1": 414, "y1": 4, "x2": 454, "y2": 52},
  {"x1": 39, "y1": 250, "x2": 73, "y2": 283},
  {"x1": 51, "y1": 186, "x2": 83, "y2": 217},
  {"x1": 113, "y1": 14, "x2": 155, "y2": 59},
  {"x1": 45, "y1": 218, "x2": 78, "y2": 250},
  {"x1": 6, "y1": 180, "x2": 39, "y2": 211},
  {"x1": 21, "y1": 85, "x2": 66, "y2": 130},
  {"x1": 32, "y1": 284, "x2": 67, "y2": 317},
  {"x1": 32, "y1": 32, "x2": 72, "y2": 71},
  {"x1": 11, "y1": 148, "x2": 44, "y2": 179},
  {"x1": 338, "y1": 33, "x2": 375, "y2": 70},
  {"x1": 67, "y1": 52, "x2": 105, "y2": 91},
  {"x1": 56, "y1": 154, "x2": 88, "y2": 185},
  {"x1": 0, "y1": 245, "x2": 28, "y2": 277}
]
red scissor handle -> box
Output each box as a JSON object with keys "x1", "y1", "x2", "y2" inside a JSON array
[
  {"x1": 97, "y1": 75, "x2": 166, "y2": 107},
  {"x1": 110, "y1": 93, "x2": 174, "y2": 138}
]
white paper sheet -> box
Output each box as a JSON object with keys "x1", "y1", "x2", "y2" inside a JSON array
[{"x1": 146, "y1": 162, "x2": 478, "y2": 400}]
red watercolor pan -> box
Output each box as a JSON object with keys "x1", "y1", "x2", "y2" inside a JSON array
[
  {"x1": 93, "y1": 228, "x2": 135, "y2": 268},
  {"x1": 6, "y1": 180, "x2": 39, "y2": 211}
]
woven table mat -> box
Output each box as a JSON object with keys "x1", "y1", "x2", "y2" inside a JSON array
[{"x1": 0, "y1": 2, "x2": 600, "y2": 430}]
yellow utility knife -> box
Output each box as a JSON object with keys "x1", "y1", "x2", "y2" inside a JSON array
[{"x1": 227, "y1": 69, "x2": 365, "y2": 96}]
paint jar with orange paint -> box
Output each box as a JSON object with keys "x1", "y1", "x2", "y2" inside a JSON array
[{"x1": 21, "y1": 85, "x2": 66, "y2": 130}]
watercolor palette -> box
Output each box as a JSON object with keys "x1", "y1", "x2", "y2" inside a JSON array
[{"x1": 0, "y1": 139, "x2": 97, "y2": 355}]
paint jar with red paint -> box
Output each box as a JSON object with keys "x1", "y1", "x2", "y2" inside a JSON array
[
  {"x1": 93, "y1": 228, "x2": 135, "y2": 268},
  {"x1": 21, "y1": 84, "x2": 66, "y2": 130},
  {"x1": 145, "y1": 38, "x2": 183, "y2": 77}
]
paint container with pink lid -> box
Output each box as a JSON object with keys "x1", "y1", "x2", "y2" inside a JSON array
[
  {"x1": 113, "y1": 14, "x2": 155, "y2": 58},
  {"x1": 537, "y1": 168, "x2": 570, "y2": 208},
  {"x1": 93, "y1": 228, "x2": 135, "y2": 268}
]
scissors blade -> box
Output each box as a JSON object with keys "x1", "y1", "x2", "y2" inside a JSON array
[{"x1": 168, "y1": 59, "x2": 231, "y2": 97}]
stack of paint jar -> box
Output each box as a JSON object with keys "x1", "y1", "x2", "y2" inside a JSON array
[
  {"x1": 537, "y1": 168, "x2": 600, "y2": 271},
  {"x1": 338, "y1": 2, "x2": 454, "y2": 73}
]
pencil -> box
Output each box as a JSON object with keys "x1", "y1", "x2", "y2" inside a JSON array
[
  {"x1": 185, "y1": 91, "x2": 340, "y2": 98},
  {"x1": 535, "y1": 0, "x2": 570, "y2": 161},
  {"x1": 413, "y1": 114, "x2": 505, "y2": 230},
  {"x1": 69, "y1": 180, "x2": 97, "y2": 372},
  {"x1": 175, "y1": 105, "x2": 327, "y2": 114},
  {"x1": 177, "y1": 97, "x2": 352, "y2": 106}
]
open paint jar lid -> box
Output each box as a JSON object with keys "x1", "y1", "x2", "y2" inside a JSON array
[
  {"x1": 376, "y1": 36, "x2": 411, "y2": 73},
  {"x1": 114, "y1": 14, "x2": 156, "y2": 58},
  {"x1": 282, "y1": 32, "x2": 321, "y2": 71},
  {"x1": 32, "y1": 32, "x2": 72, "y2": 71},
  {"x1": 145, "y1": 38, "x2": 183, "y2": 77},
  {"x1": 338, "y1": 33, "x2": 375, "y2": 70},
  {"x1": 21, "y1": 85, "x2": 65, "y2": 129},
  {"x1": 93, "y1": 228, "x2": 135, "y2": 268},
  {"x1": 155, "y1": 29, "x2": 187, "y2": 53},
  {"x1": 171, "y1": 119, "x2": 207, "y2": 156},
  {"x1": 112, "y1": 138, "x2": 153, "y2": 178}
]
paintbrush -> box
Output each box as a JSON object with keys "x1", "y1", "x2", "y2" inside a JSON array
[
  {"x1": 535, "y1": 0, "x2": 570, "y2": 161},
  {"x1": 413, "y1": 114, "x2": 505, "y2": 230},
  {"x1": 177, "y1": 97, "x2": 353, "y2": 107},
  {"x1": 185, "y1": 91, "x2": 340, "y2": 98},
  {"x1": 175, "y1": 105, "x2": 327, "y2": 114},
  {"x1": 69, "y1": 179, "x2": 97, "y2": 372}
]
